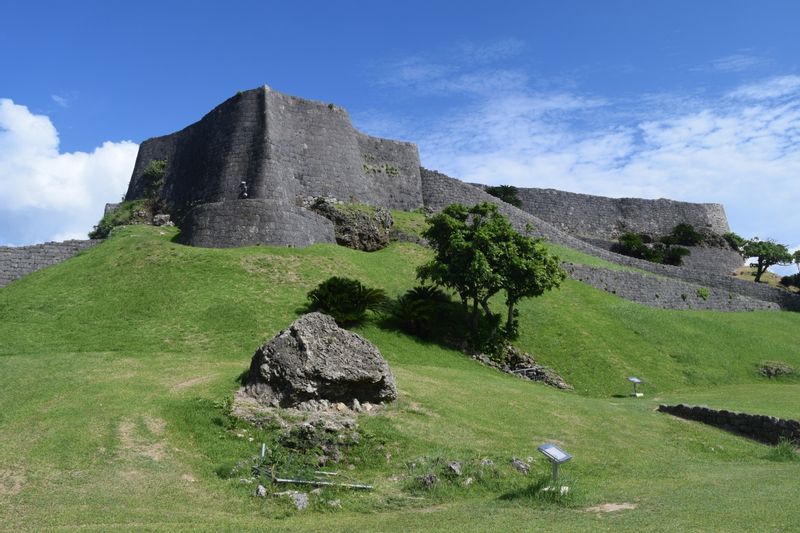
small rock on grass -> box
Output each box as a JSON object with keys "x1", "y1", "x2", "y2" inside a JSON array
[
  {"x1": 447, "y1": 461, "x2": 462, "y2": 476},
  {"x1": 511, "y1": 457, "x2": 530, "y2": 475},
  {"x1": 419, "y1": 473, "x2": 439, "y2": 488},
  {"x1": 291, "y1": 492, "x2": 309, "y2": 510}
]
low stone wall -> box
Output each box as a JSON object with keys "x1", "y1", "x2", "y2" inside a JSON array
[
  {"x1": 658, "y1": 404, "x2": 800, "y2": 445},
  {"x1": 0, "y1": 240, "x2": 100, "y2": 288},
  {"x1": 179, "y1": 199, "x2": 336, "y2": 248},
  {"x1": 564, "y1": 264, "x2": 776, "y2": 312}
]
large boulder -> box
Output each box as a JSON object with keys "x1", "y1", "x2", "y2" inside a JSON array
[
  {"x1": 308, "y1": 198, "x2": 393, "y2": 252},
  {"x1": 241, "y1": 312, "x2": 397, "y2": 408}
]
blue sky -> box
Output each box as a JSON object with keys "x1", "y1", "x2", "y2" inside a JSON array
[{"x1": 1, "y1": 0, "x2": 799, "y2": 271}]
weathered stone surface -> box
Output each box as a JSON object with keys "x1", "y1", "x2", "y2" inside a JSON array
[
  {"x1": 658, "y1": 404, "x2": 800, "y2": 445},
  {"x1": 512, "y1": 186, "x2": 731, "y2": 241},
  {"x1": 0, "y1": 240, "x2": 100, "y2": 289},
  {"x1": 126, "y1": 86, "x2": 423, "y2": 225},
  {"x1": 241, "y1": 312, "x2": 397, "y2": 408},
  {"x1": 309, "y1": 199, "x2": 393, "y2": 251},
  {"x1": 179, "y1": 199, "x2": 335, "y2": 248},
  {"x1": 563, "y1": 263, "x2": 777, "y2": 312},
  {"x1": 152, "y1": 214, "x2": 174, "y2": 227}
]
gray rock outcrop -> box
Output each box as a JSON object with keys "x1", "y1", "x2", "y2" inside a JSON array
[
  {"x1": 241, "y1": 312, "x2": 397, "y2": 408},
  {"x1": 308, "y1": 199, "x2": 393, "y2": 252}
]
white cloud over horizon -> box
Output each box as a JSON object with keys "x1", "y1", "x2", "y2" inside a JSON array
[
  {"x1": 359, "y1": 51, "x2": 800, "y2": 265},
  {"x1": 0, "y1": 99, "x2": 138, "y2": 245}
]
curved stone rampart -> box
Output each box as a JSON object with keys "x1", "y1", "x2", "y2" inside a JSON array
[
  {"x1": 179, "y1": 199, "x2": 335, "y2": 248},
  {"x1": 514, "y1": 187, "x2": 730, "y2": 240},
  {"x1": 0, "y1": 240, "x2": 100, "y2": 288}
]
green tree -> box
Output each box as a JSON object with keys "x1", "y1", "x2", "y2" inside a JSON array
[
  {"x1": 497, "y1": 231, "x2": 565, "y2": 336},
  {"x1": 418, "y1": 202, "x2": 565, "y2": 340},
  {"x1": 793, "y1": 250, "x2": 800, "y2": 273},
  {"x1": 485, "y1": 185, "x2": 522, "y2": 208},
  {"x1": 418, "y1": 203, "x2": 503, "y2": 328},
  {"x1": 742, "y1": 239, "x2": 792, "y2": 283}
]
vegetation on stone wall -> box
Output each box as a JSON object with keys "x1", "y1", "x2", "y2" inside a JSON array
[
  {"x1": 724, "y1": 231, "x2": 748, "y2": 253},
  {"x1": 88, "y1": 199, "x2": 150, "y2": 239},
  {"x1": 661, "y1": 223, "x2": 704, "y2": 246},
  {"x1": 141, "y1": 158, "x2": 168, "y2": 214},
  {"x1": 485, "y1": 184, "x2": 522, "y2": 208},
  {"x1": 614, "y1": 231, "x2": 691, "y2": 266},
  {"x1": 612, "y1": 224, "x2": 705, "y2": 266},
  {"x1": 780, "y1": 273, "x2": 800, "y2": 289}
]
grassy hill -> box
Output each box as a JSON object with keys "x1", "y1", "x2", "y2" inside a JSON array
[{"x1": 0, "y1": 225, "x2": 798, "y2": 532}]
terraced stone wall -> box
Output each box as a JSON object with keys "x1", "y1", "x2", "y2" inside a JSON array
[{"x1": 0, "y1": 240, "x2": 99, "y2": 288}]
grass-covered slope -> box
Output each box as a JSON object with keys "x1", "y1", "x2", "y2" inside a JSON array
[{"x1": 0, "y1": 226, "x2": 798, "y2": 532}]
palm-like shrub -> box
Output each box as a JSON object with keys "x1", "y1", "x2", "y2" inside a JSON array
[
  {"x1": 391, "y1": 286, "x2": 450, "y2": 338},
  {"x1": 307, "y1": 276, "x2": 388, "y2": 326}
]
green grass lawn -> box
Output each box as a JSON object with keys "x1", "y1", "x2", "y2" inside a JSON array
[{"x1": 0, "y1": 225, "x2": 798, "y2": 532}]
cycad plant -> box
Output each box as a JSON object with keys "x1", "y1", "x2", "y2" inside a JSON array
[
  {"x1": 391, "y1": 285, "x2": 451, "y2": 338},
  {"x1": 307, "y1": 276, "x2": 388, "y2": 326}
]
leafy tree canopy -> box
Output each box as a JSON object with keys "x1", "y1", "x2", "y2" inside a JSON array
[
  {"x1": 418, "y1": 202, "x2": 565, "y2": 343},
  {"x1": 485, "y1": 185, "x2": 522, "y2": 208},
  {"x1": 742, "y1": 239, "x2": 792, "y2": 283}
]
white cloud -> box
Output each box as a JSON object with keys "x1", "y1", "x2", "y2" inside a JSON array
[
  {"x1": 698, "y1": 53, "x2": 770, "y2": 73},
  {"x1": 371, "y1": 38, "x2": 533, "y2": 97},
  {"x1": 455, "y1": 38, "x2": 525, "y2": 64},
  {"x1": 51, "y1": 94, "x2": 68, "y2": 108},
  {"x1": 727, "y1": 75, "x2": 800, "y2": 100},
  {"x1": 0, "y1": 99, "x2": 138, "y2": 244},
  {"x1": 362, "y1": 71, "x2": 800, "y2": 252}
]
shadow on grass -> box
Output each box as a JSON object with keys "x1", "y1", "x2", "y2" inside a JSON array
[{"x1": 500, "y1": 474, "x2": 576, "y2": 506}]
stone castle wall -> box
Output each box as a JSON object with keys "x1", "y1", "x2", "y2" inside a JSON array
[
  {"x1": 179, "y1": 199, "x2": 335, "y2": 248},
  {"x1": 0, "y1": 240, "x2": 100, "y2": 288},
  {"x1": 125, "y1": 86, "x2": 422, "y2": 248},
  {"x1": 126, "y1": 87, "x2": 422, "y2": 214},
  {"x1": 419, "y1": 168, "x2": 800, "y2": 311},
  {"x1": 579, "y1": 237, "x2": 744, "y2": 275},
  {"x1": 564, "y1": 264, "x2": 776, "y2": 312},
  {"x1": 514, "y1": 187, "x2": 731, "y2": 240}
]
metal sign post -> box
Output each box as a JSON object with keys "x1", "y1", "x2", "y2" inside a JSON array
[
  {"x1": 628, "y1": 376, "x2": 643, "y2": 397},
  {"x1": 537, "y1": 443, "x2": 572, "y2": 493}
]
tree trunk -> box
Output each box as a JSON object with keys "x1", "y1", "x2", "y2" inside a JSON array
[
  {"x1": 506, "y1": 301, "x2": 516, "y2": 333},
  {"x1": 480, "y1": 300, "x2": 498, "y2": 337},
  {"x1": 754, "y1": 259, "x2": 766, "y2": 283}
]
